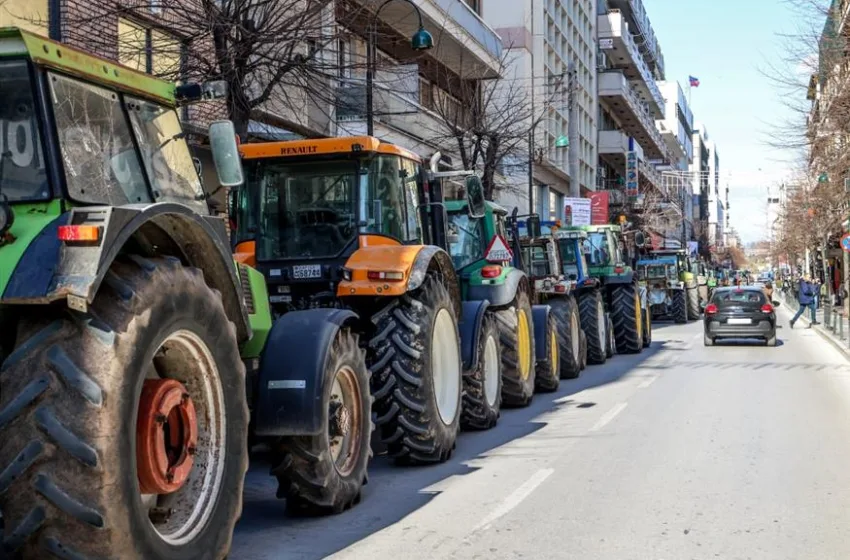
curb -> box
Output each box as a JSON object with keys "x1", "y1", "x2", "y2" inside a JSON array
[{"x1": 780, "y1": 296, "x2": 850, "y2": 360}]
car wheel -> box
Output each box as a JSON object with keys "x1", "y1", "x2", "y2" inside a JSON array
[
  {"x1": 765, "y1": 333, "x2": 777, "y2": 347},
  {"x1": 703, "y1": 332, "x2": 714, "y2": 346}
]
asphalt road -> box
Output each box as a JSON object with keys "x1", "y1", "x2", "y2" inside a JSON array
[{"x1": 231, "y1": 306, "x2": 850, "y2": 560}]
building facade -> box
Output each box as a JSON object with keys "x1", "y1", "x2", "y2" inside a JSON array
[{"x1": 690, "y1": 123, "x2": 711, "y2": 254}]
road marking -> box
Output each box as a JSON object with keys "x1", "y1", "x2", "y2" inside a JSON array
[
  {"x1": 589, "y1": 402, "x2": 628, "y2": 432},
  {"x1": 471, "y1": 468, "x2": 554, "y2": 532},
  {"x1": 637, "y1": 376, "x2": 658, "y2": 389}
]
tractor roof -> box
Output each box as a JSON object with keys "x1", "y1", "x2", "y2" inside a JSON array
[
  {"x1": 638, "y1": 256, "x2": 678, "y2": 266},
  {"x1": 562, "y1": 224, "x2": 621, "y2": 233},
  {"x1": 445, "y1": 199, "x2": 507, "y2": 215},
  {"x1": 0, "y1": 27, "x2": 176, "y2": 105},
  {"x1": 239, "y1": 136, "x2": 421, "y2": 162},
  {"x1": 553, "y1": 229, "x2": 588, "y2": 240},
  {"x1": 651, "y1": 249, "x2": 687, "y2": 256}
]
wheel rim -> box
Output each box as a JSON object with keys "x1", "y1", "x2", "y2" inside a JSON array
[
  {"x1": 570, "y1": 311, "x2": 580, "y2": 360},
  {"x1": 137, "y1": 330, "x2": 226, "y2": 546},
  {"x1": 328, "y1": 366, "x2": 363, "y2": 477},
  {"x1": 517, "y1": 309, "x2": 532, "y2": 380},
  {"x1": 596, "y1": 299, "x2": 606, "y2": 342},
  {"x1": 634, "y1": 292, "x2": 642, "y2": 339},
  {"x1": 432, "y1": 309, "x2": 461, "y2": 425},
  {"x1": 483, "y1": 334, "x2": 499, "y2": 407},
  {"x1": 549, "y1": 329, "x2": 558, "y2": 371}
]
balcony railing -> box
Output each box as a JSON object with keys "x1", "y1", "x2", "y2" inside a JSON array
[
  {"x1": 429, "y1": 0, "x2": 502, "y2": 62},
  {"x1": 599, "y1": 71, "x2": 670, "y2": 161}
]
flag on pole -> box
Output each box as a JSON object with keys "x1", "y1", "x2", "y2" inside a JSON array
[{"x1": 689, "y1": 75, "x2": 700, "y2": 87}]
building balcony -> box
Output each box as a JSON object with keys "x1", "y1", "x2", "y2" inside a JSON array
[
  {"x1": 606, "y1": 0, "x2": 663, "y2": 77},
  {"x1": 599, "y1": 71, "x2": 668, "y2": 159},
  {"x1": 348, "y1": 0, "x2": 503, "y2": 79},
  {"x1": 598, "y1": 10, "x2": 664, "y2": 116},
  {"x1": 656, "y1": 120, "x2": 686, "y2": 161}
]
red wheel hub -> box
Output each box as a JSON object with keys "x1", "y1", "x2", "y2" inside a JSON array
[{"x1": 136, "y1": 379, "x2": 198, "y2": 494}]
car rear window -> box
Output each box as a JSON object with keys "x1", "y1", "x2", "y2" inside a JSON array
[{"x1": 712, "y1": 290, "x2": 765, "y2": 307}]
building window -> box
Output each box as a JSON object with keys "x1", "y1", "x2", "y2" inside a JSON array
[
  {"x1": 117, "y1": 19, "x2": 182, "y2": 80},
  {"x1": 462, "y1": 0, "x2": 481, "y2": 15}
]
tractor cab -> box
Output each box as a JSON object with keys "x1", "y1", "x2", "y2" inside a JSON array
[{"x1": 553, "y1": 229, "x2": 592, "y2": 285}]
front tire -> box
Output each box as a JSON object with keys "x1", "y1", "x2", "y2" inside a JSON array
[
  {"x1": 548, "y1": 298, "x2": 581, "y2": 379},
  {"x1": 272, "y1": 328, "x2": 372, "y2": 514},
  {"x1": 766, "y1": 333, "x2": 777, "y2": 347},
  {"x1": 672, "y1": 290, "x2": 688, "y2": 324},
  {"x1": 605, "y1": 314, "x2": 616, "y2": 358},
  {"x1": 704, "y1": 332, "x2": 715, "y2": 346},
  {"x1": 534, "y1": 313, "x2": 560, "y2": 393},
  {"x1": 494, "y1": 290, "x2": 536, "y2": 407},
  {"x1": 687, "y1": 287, "x2": 700, "y2": 320},
  {"x1": 460, "y1": 313, "x2": 502, "y2": 430},
  {"x1": 642, "y1": 308, "x2": 652, "y2": 348},
  {"x1": 0, "y1": 256, "x2": 248, "y2": 560},
  {"x1": 370, "y1": 273, "x2": 462, "y2": 464},
  {"x1": 612, "y1": 283, "x2": 644, "y2": 354},
  {"x1": 578, "y1": 290, "x2": 607, "y2": 365}
]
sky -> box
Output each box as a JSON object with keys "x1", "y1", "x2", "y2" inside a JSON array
[{"x1": 645, "y1": 0, "x2": 807, "y2": 243}]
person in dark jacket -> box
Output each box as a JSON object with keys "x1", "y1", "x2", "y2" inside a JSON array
[{"x1": 790, "y1": 275, "x2": 819, "y2": 328}]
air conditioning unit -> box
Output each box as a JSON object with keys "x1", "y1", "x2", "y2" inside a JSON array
[{"x1": 597, "y1": 51, "x2": 608, "y2": 71}]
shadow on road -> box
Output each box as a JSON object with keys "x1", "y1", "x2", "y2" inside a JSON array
[{"x1": 232, "y1": 341, "x2": 665, "y2": 559}]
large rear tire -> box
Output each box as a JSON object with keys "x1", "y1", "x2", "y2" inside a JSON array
[
  {"x1": 494, "y1": 290, "x2": 536, "y2": 407},
  {"x1": 578, "y1": 289, "x2": 607, "y2": 365},
  {"x1": 272, "y1": 328, "x2": 372, "y2": 514},
  {"x1": 534, "y1": 313, "x2": 560, "y2": 393},
  {"x1": 548, "y1": 298, "x2": 581, "y2": 379},
  {"x1": 460, "y1": 313, "x2": 501, "y2": 431},
  {"x1": 687, "y1": 287, "x2": 700, "y2": 320},
  {"x1": 0, "y1": 256, "x2": 248, "y2": 560},
  {"x1": 672, "y1": 289, "x2": 688, "y2": 324},
  {"x1": 369, "y1": 273, "x2": 462, "y2": 464},
  {"x1": 612, "y1": 283, "x2": 644, "y2": 354}
]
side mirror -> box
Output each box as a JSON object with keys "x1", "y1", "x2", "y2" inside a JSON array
[
  {"x1": 209, "y1": 121, "x2": 244, "y2": 187},
  {"x1": 634, "y1": 231, "x2": 646, "y2": 248},
  {"x1": 465, "y1": 175, "x2": 486, "y2": 219},
  {"x1": 527, "y1": 215, "x2": 541, "y2": 238}
]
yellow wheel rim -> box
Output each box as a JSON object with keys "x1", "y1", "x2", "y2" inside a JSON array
[
  {"x1": 635, "y1": 292, "x2": 643, "y2": 340},
  {"x1": 517, "y1": 310, "x2": 531, "y2": 380},
  {"x1": 550, "y1": 330, "x2": 558, "y2": 371}
]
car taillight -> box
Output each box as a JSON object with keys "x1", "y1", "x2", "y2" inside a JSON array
[
  {"x1": 705, "y1": 304, "x2": 718, "y2": 315},
  {"x1": 761, "y1": 303, "x2": 774, "y2": 313},
  {"x1": 481, "y1": 265, "x2": 502, "y2": 278}
]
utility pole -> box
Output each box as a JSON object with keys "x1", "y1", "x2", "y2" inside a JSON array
[
  {"x1": 567, "y1": 62, "x2": 579, "y2": 198},
  {"x1": 527, "y1": 0, "x2": 535, "y2": 214}
]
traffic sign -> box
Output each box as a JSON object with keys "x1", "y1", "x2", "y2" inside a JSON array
[
  {"x1": 841, "y1": 232, "x2": 850, "y2": 253},
  {"x1": 485, "y1": 235, "x2": 513, "y2": 263}
]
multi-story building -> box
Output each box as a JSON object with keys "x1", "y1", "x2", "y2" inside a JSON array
[
  {"x1": 706, "y1": 139, "x2": 723, "y2": 249},
  {"x1": 482, "y1": 0, "x2": 598, "y2": 219},
  {"x1": 691, "y1": 123, "x2": 711, "y2": 253},
  {"x1": 655, "y1": 80, "x2": 694, "y2": 246}
]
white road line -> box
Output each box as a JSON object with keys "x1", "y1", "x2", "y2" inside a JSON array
[
  {"x1": 471, "y1": 468, "x2": 554, "y2": 533},
  {"x1": 637, "y1": 376, "x2": 658, "y2": 389},
  {"x1": 589, "y1": 402, "x2": 628, "y2": 432}
]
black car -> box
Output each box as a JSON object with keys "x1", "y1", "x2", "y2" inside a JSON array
[{"x1": 704, "y1": 286, "x2": 779, "y2": 346}]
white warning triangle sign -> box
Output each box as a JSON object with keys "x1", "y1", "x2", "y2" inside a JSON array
[{"x1": 485, "y1": 235, "x2": 513, "y2": 263}]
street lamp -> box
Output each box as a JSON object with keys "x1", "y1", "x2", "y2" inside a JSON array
[{"x1": 366, "y1": 0, "x2": 434, "y2": 136}]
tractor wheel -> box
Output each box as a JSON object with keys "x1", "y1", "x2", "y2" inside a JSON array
[
  {"x1": 687, "y1": 287, "x2": 700, "y2": 320},
  {"x1": 612, "y1": 283, "x2": 644, "y2": 354},
  {"x1": 548, "y1": 298, "x2": 581, "y2": 379},
  {"x1": 460, "y1": 313, "x2": 501, "y2": 431},
  {"x1": 369, "y1": 272, "x2": 462, "y2": 465},
  {"x1": 642, "y1": 308, "x2": 653, "y2": 348},
  {"x1": 534, "y1": 313, "x2": 560, "y2": 393},
  {"x1": 605, "y1": 315, "x2": 616, "y2": 358},
  {"x1": 0, "y1": 256, "x2": 248, "y2": 560},
  {"x1": 272, "y1": 328, "x2": 372, "y2": 515},
  {"x1": 494, "y1": 290, "x2": 536, "y2": 407},
  {"x1": 578, "y1": 289, "x2": 607, "y2": 365},
  {"x1": 672, "y1": 289, "x2": 688, "y2": 324},
  {"x1": 579, "y1": 330, "x2": 588, "y2": 370}
]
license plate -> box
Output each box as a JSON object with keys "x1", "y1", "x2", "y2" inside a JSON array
[
  {"x1": 292, "y1": 265, "x2": 322, "y2": 279},
  {"x1": 728, "y1": 318, "x2": 752, "y2": 325}
]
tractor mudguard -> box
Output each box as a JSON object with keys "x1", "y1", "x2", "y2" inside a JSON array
[
  {"x1": 254, "y1": 308, "x2": 359, "y2": 437},
  {"x1": 458, "y1": 299, "x2": 490, "y2": 370},
  {"x1": 603, "y1": 270, "x2": 635, "y2": 284},
  {"x1": 531, "y1": 304, "x2": 551, "y2": 362},
  {"x1": 2, "y1": 202, "x2": 251, "y2": 342},
  {"x1": 467, "y1": 268, "x2": 528, "y2": 308}
]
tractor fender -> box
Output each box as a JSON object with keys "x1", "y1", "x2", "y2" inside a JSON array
[
  {"x1": 458, "y1": 299, "x2": 490, "y2": 370},
  {"x1": 604, "y1": 269, "x2": 635, "y2": 285},
  {"x1": 467, "y1": 268, "x2": 529, "y2": 308},
  {"x1": 531, "y1": 304, "x2": 552, "y2": 362},
  {"x1": 254, "y1": 308, "x2": 359, "y2": 437},
  {"x1": 2, "y1": 203, "x2": 250, "y2": 342},
  {"x1": 409, "y1": 246, "x2": 461, "y2": 317}
]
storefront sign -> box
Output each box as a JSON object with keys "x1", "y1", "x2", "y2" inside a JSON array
[
  {"x1": 626, "y1": 151, "x2": 639, "y2": 197},
  {"x1": 589, "y1": 191, "x2": 609, "y2": 224},
  {"x1": 564, "y1": 197, "x2": 592, "y2": 226}
]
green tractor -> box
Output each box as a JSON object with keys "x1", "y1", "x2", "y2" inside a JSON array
[
  {"x1": 445, "y1": 199, "x2": 562, "y2": 408},
  {"x1": 637, "y1": 255, "x2": 689, "y2": 323},
  {"x1": 0, "y1": 28, "x2": 284, "y2": 558},
  {"x1": 560, "y1": 224, "x2": 649, "y2": 355},
  {"x1": 648, "y1": 248, "x2": 700, "y2": 320}
]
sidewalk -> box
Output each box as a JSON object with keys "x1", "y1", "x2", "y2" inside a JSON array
[{"x1": 781, "y1": 292, "x2": 850, "y2": 359}]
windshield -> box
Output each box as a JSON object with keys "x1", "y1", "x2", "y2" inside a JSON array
[
  {"x1": 586, "y1": 231, "x2": 610, "y2": 265},
  {"x1": 0, "y1": 60, "x2": 49, "y2": 202},
  {"x1": 251, "y1": 160, "x2": 357, "y2": 260},
  {"x1": 448, "y1": 212, "x2": 485, "y2": 269},
  {"x1": 558, "y1": 239, "x2": 578, "y2": 265}
]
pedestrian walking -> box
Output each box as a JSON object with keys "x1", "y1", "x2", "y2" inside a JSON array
[
  {"x1": 763, "y1": 281, "x2": 774, "y2": 302},
  {"x1": 790, "y1": 275, "x2": 818, "y2": 328}
]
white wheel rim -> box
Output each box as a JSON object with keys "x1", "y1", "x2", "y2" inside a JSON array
[
  {"x1": 432, "y1": 309, "x2": 461, "y2": 425},
  {"x1": 570, "y1": 311, "x2": 580, "y2": 359},
  {"x1": 140, "y1": 330, "x2": 226, "y2": 546},
  {"x1": 597, "y1": 300, "x2": 606, "y2": 341},
  {"x1": 483, "y1": 334, "x2": 499, "y2": 407}
]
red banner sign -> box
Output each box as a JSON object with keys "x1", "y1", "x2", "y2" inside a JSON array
[{"x1": 589, "y1": 191, "x2": 609, "y2": 225}]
